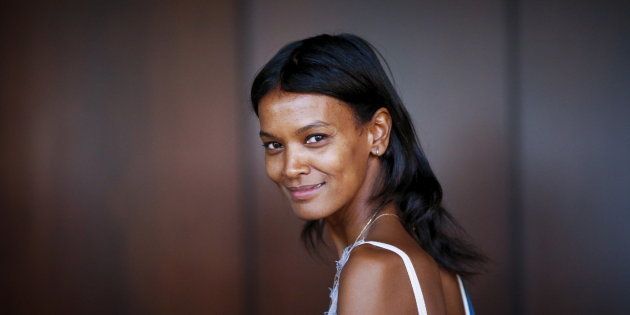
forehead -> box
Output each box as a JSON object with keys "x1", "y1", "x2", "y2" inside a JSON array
[{"x1": 258, "y1": 91, "x2": 356, "y2": 131}]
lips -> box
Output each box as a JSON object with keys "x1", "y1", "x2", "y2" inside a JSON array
[{"x1": 286, "y1": 182, "x2": 326, "y2": 201}]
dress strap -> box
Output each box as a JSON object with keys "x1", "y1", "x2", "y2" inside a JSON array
[
  {"x1": 358, "y1": 241, "x2": 473, "y2": 315},
  {"x1": 359, "y1": 241, "x2": 428, "y2": 315},
  {"x1": 457, "y1": 275, "x2": 473, "y2": 315}
]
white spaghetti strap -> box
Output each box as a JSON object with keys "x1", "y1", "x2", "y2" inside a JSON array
[
  {"x1": 361, "y1": 241, "x2": 428, "y2": 315},
  {"x1": 457, "y1": 275, "x2": 471, "y2": 315}
]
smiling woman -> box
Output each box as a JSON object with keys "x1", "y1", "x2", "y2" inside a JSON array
[
  {"x1": 251, "y1": 34, "x2": 485, "y2": 315},
  {"x1": 259, "y1": 92, "x2": 381, "y2": 221}
]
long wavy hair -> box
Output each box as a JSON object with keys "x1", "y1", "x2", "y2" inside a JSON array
[{"x1": 250, "y1": 33, "x2": 485, "y2": 276}]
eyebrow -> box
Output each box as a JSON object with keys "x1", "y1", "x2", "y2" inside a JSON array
[{"x1": 259, "y1": 120, "x2": 331, "y2": 138}]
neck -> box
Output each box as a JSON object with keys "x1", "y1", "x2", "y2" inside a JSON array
[{"x1": 324, "y1": 158, "x2": 396, "y2": 256}]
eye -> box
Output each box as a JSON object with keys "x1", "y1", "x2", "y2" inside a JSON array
[
  {"x1": 306, "y1": 134, "x2": 327, "y2": 144},
  {"x1": 262, "y1": 141, "x2": 283, "y2": 151}
]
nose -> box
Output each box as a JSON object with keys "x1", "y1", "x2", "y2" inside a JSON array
[{"x1": 283, "y1": 147, "x2": 310, "y2": 179}]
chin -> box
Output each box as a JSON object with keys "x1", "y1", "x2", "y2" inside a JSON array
[{"x1": 290, "y1": 202, "x2": 331, "y2": 221}]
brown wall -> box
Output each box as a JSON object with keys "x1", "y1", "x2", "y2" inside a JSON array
[
  {"x1": 519, "y1": 1, "x2": 630, "y2": 314},
  {"x1": 2, "y1": 1, "x2": 629, "y2": 315},
  {"x1": 1, "y1": 2, "x2": 243, "y2": 314}
]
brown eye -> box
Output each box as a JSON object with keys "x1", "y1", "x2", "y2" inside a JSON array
[{"x1": 306, "y1": 134, "x2": 327, "y2": 144}]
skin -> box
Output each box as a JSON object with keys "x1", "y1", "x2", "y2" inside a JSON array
[{"x1": 258, "y1": 89, "x2": 466, "y2": 315}]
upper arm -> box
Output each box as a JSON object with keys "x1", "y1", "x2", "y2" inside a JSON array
[
  {"x1": 440, "y1": 272, "x2": 466, "y2": 315},
  {"x1": 337, "y1": 245, "x2": 417, "y2": 315}
]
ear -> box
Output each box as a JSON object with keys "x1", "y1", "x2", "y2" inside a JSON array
[{"x1": 367, "y1": 107, "x2": 392, "y2": 157}]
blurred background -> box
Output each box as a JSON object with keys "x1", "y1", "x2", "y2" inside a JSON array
[{"x1": 1, "y1": 0, "x2": 628, "y2": 314}]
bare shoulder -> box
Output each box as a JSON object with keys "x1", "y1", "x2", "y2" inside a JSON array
[
  {"x1": 337, "y1": 243, "x2": 418, "y2": 314},
  {"x1": 341, "y1": 243, "x2": 402, "y2": 280}
]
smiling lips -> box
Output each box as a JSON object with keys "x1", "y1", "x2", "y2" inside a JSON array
[{"x1": 286, "y1": 182, "x2": 326, "y2": 201}]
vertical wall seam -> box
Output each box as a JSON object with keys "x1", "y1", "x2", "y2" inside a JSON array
[
  {"x1": 505, "y1": 0, "x2": 524, "y2": 314},
  {"x1": 235, "y1": 0, "x2": 257, "y2": 314}
]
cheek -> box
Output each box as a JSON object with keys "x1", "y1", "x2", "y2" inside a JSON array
[
  {"x1": 320, "y1": 142, "x2": 367, "y2": 184},
  {"x1": 314, "y1": 145, "x2": 346, "y2": 175},
  {"x1": 264, "y1": 155, "x2": 283, "y2": 183},
  {"x1": 343, "y1": 144, "x2": 370, "y2": 184}
]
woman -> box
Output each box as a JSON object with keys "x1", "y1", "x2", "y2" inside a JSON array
[{"x1": 251, "y1": 33, "x2": 485, "y2": 315}]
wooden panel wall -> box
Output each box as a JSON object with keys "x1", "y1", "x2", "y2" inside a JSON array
[
  {"x1": 2, "y1": 1, "x2": 628, "y2": 315},
  {"x1": 1, "y1": 2, "x2": 243, "y2": 314},
  {"x1": 520, "y1": 1, "x2": 630, "y2": 314}
]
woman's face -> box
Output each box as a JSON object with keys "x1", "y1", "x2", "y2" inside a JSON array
[{"x1": 258, "y1": 90, "x2": 372, "y2": 220}]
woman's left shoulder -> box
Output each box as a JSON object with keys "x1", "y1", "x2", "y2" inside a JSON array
[{"x1": 336, "y1": 243, "x2": 419, "y2": 314}]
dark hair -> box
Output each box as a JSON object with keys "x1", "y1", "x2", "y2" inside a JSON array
[{"x1": 250, "y1": 33, "x2": 485, "y2": 276}]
